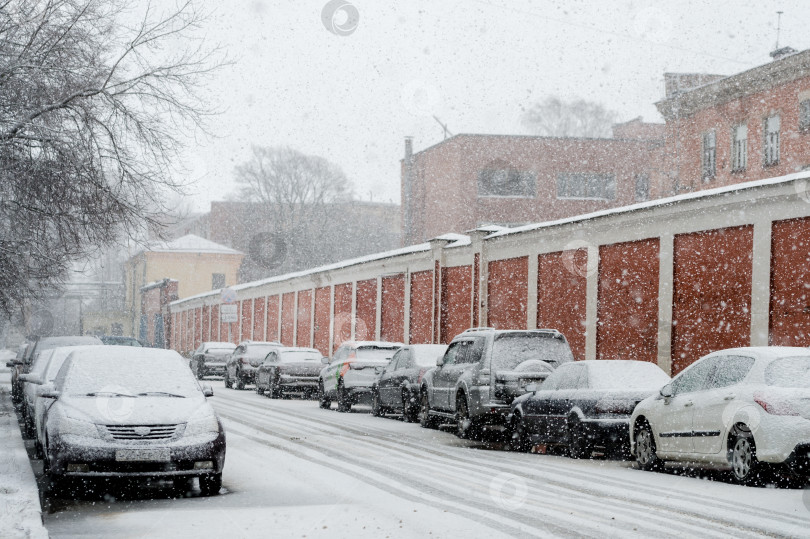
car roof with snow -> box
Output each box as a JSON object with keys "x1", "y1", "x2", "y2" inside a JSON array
[{"x1": 337, "y1": 341, "x2": 404, "y2": 349}]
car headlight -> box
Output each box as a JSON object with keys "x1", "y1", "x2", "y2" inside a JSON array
[
  {"x1": 59, "y1": 416, "x2": 102, "y2": 438},
  {"x1": 184, "y1": 414, "x2": 220, "y2": 438}
]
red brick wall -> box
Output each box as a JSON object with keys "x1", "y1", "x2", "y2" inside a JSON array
[
  {"x1": 441, "y1": 265, "x2": 472, "y2": 344},
  {"x1": 313, "y1": 287, "x2": 331, "y2": 355},
  {"x1": 770, "y1": 217, "x2": 810, "y2": 346},
  {"x1": 266, "y1": 295, "x2": 280, "y2": 342},
  {"x1": 381, "y1": 275, "x2": 405, "y2": 343},
  {"x1": 409, "y1": 270, "x2": 433, "y2": 344},
  {"x1": 597, "y1": 239, "x2": 660, "y2": 362},
  {"x1": 202, "y1": 305, "x2": 210, "y2": 342},
  {"x1": 240, "y1": 299, "x2": 252, "y2": 342},
  {"x1": 537, "y1": 250, "x2": 588, "y2": 361},
  {"x1": 253, "y1": 297, "x2": 265, "y2": 342},
  {"x1": 487, "y1": 257, "x2": 528, "y2": 330},
  {"x1": 280, "y1": 292, "x2": 295, "y2": 346},
  {"x1": 333, "y1": 283, "x2": 353, "y2": 353},
  {"x1": 210, "y1": 302, "x2": 219, "y2": 341},
  {"x1": 297, "y1": 289, "x2": 312, "y2": 347},
  {"x1": 671, "y1": 226, "x2": 753, "y2": 375},
  {"x1": 355, "y1": 279, "x2": 377, "y2": 341}
]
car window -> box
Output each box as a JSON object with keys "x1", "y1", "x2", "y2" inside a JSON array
[
  {"x1": 442, "y1": 342, "x2": 463, "y2": 366},
  {"x1": 541, "y1": 363, "x2": 570, "y2": 390},
  {"x1": 671, "y1": 356, "x2": 717, "y2": 395},
  {"x1": 707, "y1": 355, "x2": 755, "y2": 389},
  {"x1": 333, "y1": 346, "x2": 349, "y2": 362},
  {"x1": 463, "y1": 338, "x2": 485, "y2": 364},
  {"x1": 765, "y1": 356, "x2": 810, "y2": 388},
  {"x1": 491, "y1": 333, "x2": 574, "y2": 371},
  {"x1": 386, "y1": 356, "x2": 399, "y2": 372},
  {"x1": 394, "y1": 350, "x2": 412, "y2": 369},
  {"x1": 558, "y1": 364, "x2": 584, "y2": 390},
  {"x1": 264, "y1": 352, "x2": 277, "y2": 363}
]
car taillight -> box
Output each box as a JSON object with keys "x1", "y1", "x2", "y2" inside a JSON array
[{"x1": 754, "y1": 394, "x2": 800, "y2": 416}]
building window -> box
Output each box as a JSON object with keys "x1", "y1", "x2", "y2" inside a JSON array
[
  {"x1": 731, "y1": 124, "x2": 747, "y2": 172},
  {"x1": 634, "y1": 174, "x2": 650, "y2": 202},
  {"x1": 212, "y1": 273, "x2": 226, "y2": 290},
  {"x1": 478, "y1": 161, "x2": 536, "y2": 197},
  {"x1": 701, "y1": 130, "x2": 716, "y2": 180},
  {"x1": 556, "y1": 172, "x2": 616, "y2": 200},
  {"x1": 764, "y1": 115, "x2": 780, "y2": 166},
  {"x1": 800, "y1": 100, "x2": 810, "y2": 132}
]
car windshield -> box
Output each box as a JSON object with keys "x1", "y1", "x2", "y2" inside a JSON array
[
  {"x1": 208, "y1": 347, "x2": 234, "y2": 354},
  {"x1": 588, "y1": 362, "x2": 670, "y2": 390},
  {"x1": 491, "y1": 334, "x2": 575, "y2": 371},
  {"x1": 412, "y1": 346, "x2": 449, "y2": 367},
  {"x1": 60, "y1": 354, "x2": 200, "y2": 397},
  {"x1": 279, "y1": 351, "x2": 322, "y2": 363},
  {"x1": 764, "y1": 356, "x2": 810, "y2": 388},
  {"x1": 245, "y1": 345, "x2": 280, "y2": 359},
  {"x1": 355, "y1": 347, "x2": 398, "y2": 361}
]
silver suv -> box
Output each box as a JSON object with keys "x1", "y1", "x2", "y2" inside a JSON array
[{"x1": 419, "y1": 328, "x2": 574, "y2": 439}]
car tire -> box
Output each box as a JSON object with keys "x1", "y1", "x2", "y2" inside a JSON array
[
  {"x1": 199, "y1": 473, "x2": 222, "y2": 496},
  {"x1": 567, "y1": 417, "x2": 593, "y2": 459},
  {"x1": 318, "y1": 382, "x2": 332, "y2": 409},
  {"x1": 634, "y1": 421, "x2": 663, "y2": 472},
  {"x1": 224, "y1": 370, "x2": 232, "y2": 389},
  {"x1": 336, "y1": 381, "x2": 351, "y2": 413},
  {"x1": 235, "y1": 370, "x2": 245, "y2": 391},
  {"x1": 730, "y1": 425, "x2": 761, "y2": 486},
  {"x1": 402, "y1": 390, "x2": 419, "y2": 423},
  {"x1": 455, "y1": 395, "x2": 478, "y2": 440},
  {"x1": 371, "y1": 390, "x2": 384, "y2": 417},
  {"x1": 256, "y1": 381, "x2": 265, "y2": 395},
  {"x1": 510, "y1": 413, "x2": 532, "y2": 452},
  {"x1": 419, "y1": 390, "x2": 438, "y2": 429}
]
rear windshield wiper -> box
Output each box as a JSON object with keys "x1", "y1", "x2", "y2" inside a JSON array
[
  {"x1": 83, "y1": 391, "x2": 136, "y2": 397},
  {"x1": 136, "y1": 391, "x2": 186, "y2": 398}
]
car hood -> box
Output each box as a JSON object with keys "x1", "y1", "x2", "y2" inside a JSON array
[{"x1": 58, "y1": 395, "x2": 210, "y2": 425}]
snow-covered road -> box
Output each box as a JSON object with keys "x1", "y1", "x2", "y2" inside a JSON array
[{"x1": 42, "y1": 380, "x2": 810, "y2": 538}]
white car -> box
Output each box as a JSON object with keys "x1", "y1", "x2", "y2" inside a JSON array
[{"x1": 630, "y1": 347, "x2": 810, "y2": 485}]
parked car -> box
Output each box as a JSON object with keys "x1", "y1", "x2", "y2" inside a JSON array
[
  {"x1": 40, "y1": 346, "x2": 225, "y2": 495},
  {"x1": 371, "y1": 344, "x2": 448, "y2": 422},
  {"x1": 319, "y1": 341, "x2": 403, "y2": 412},
  {"x1": 419, "y1": 328, "x2": 574, "y2": 439},
  {"x1": 256, "y1": 347, "x2": 326, "y2": 398},
  {"x1": 224, "y1": 341, "x2": 282, "y2": 390},
  {"x1": 190, "y1": 341, "x2": 237, "y2": 379},
  {"x1": 8, "y1": 342, "x2": 31, "y2": 404},
  {"x1": 509, "y1": 360, "x2": 670, "y2": 457},
  {"x1": 99, "y1": 335, "x2": 142, "y2": 347},
  {"x1": 18, "y1": 348, "x2": 57, "y2": 436},
  {"x1": 630, "y1": 347, "x2": 810, "y2": 485}
]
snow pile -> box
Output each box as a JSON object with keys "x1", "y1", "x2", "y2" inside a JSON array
[{"x1": 0, "y1": 375, "x2": 48, "y2": 539}]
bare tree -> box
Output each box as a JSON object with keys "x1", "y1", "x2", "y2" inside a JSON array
[
  {"x1": 521, "y1": 96, "x2": 618, "y2": 138},
  {"x1": 0, "y1": 0, "x2": 220, "y2": 317},
  {"x1": 233, "y1": 146, "x2": 355, "y2": 278}
]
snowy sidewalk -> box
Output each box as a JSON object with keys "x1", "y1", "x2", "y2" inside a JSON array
[{"x1": 0, "y1": 370, "x2": 49, "y2": 539}]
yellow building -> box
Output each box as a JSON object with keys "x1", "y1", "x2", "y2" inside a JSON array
[{"x1": 124, "y1": 234, "x2": 244, "y2": 341}]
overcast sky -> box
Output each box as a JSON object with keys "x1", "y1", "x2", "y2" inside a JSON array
[{"x1": 177, "y1": 0, "x2": 810, "y2": 212}]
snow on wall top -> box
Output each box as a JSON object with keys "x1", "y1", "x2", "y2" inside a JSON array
[{"x1": 142, "y1": 234, "x2": 243, "y2": 256}]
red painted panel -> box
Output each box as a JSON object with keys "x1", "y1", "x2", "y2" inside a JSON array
[
  {"x1": 210, "y1": 302, "x2": 219, "y2": 342},
  {"x1": 240, "y1": 299, "x2": 252, "y2": 342},
  {"x1": 441, "y1": 265, "x2": 472, "y2": 344},
  {"x1": 770, "y1": 218, "x2": 810, "y2": 346},
  {"x1": 266, "y1": 295, "x2": 280, "y2": 342},
  {"x1": 171, "y1": 313, "x2": 178, "y2": 351},
  {"x1": 281, "y1": 292, "x2": 295, "y2": 346},
  {"x1": 473, "y1": 253, "x2": 480, "y2": 327},
  {"x1": 253, "y1": 297, "x2": 266, "y2": 342},
  {"x1": 488, "y1": 257, "x2": 528, "y2": 330},
  {"x1": 180, "y1": 310, "x2": 187, "y2": 351},
  {"x1": 672, "y1": 226, "x2": 753, "y2": 375},
  {"x1": 297, "y1": 289, "x2": 313, "y2": 347},
  {"x1": 314, "y1": 287, "x2": 331, "y2": 355},
  {"x1": 537, "y1": 251, "x2": 588, "y2": 361},
  {"x1": 202, "y1": 305, "x2": 210, "y2": 342},
  {"x1": 409, "y1": 270, "x2": 433, "y2": 344},
  {"x1": 333, "y1": 283, "x2": 353, "y2": 353},
  {"x1": 597, "y1": 239, "x2": 660, "y2": 362},
  {"x1": 381, "y1": 275, "x2": 405, "y2": 343},
  {"x1": 193, "y1": 308, "x2": 201, "y2": 350},
  {"x1": 356, "y1": 279, "x2": 377, "y2": 341}
]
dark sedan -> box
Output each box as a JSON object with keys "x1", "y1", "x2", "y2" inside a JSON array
[
  {"x1": 224, "y1": 341, "x2": 281, "y2": 390},
  {"x1": 256, "y1": 347, "x2": 326, "y2": 398},
  {"x1": 509, "y1": 360, "x2": 670, "y2": 458},
  {"x1": 371, "y1": 344, "x2": 448, "y2": 422},
  {"x1": 190, "y1": 341, "x2": 237, "y2": 379}
]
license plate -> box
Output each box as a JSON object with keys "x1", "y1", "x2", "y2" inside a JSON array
[{"x1": 115, "y1": 448, "x2": 170, "y2": 462}]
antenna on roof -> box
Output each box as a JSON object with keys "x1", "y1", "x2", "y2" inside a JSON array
[
  {"x1": 433, "y1": 116, "x2": 453, "y2": 140},
  {"x1": 775, "y1": 10, "x2": 783, "y2": 49}
]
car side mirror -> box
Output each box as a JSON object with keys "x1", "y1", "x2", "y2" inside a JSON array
[
  {"x1": 525, "y1": 383, "x2": 538, "y2": 393},
  {"x1": 18, "y1": 373, "x2": 36, "y2": 383},
  {"x1": 436, "y1": 356, "x2": 445, "y2": 367},
  {"x1": 6, "y1": 359, "x2": 21, "y2": 367},
  {"x1": 660, "y1": 384, "x2": 673, "y2": 398},
  {"x1": 202, "y1": 384, "x2": 214, "y2": 397},
  {"x1": 374, "y1": 366, "x2": 384, "y2": 375},
  {"x1": 39, "y1": 385, "x2": 60, "y2": 399}
]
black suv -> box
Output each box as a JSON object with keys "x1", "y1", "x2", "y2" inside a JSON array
[{"x1": 419, "y1": 328, "x2": 574, "y2": 439}]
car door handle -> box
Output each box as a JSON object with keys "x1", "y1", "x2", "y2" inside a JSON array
[
  {"x1": 724, "y1": 394, "x2": 735, "y2": 400},
  {"x1": 684, "y1": 401, "x2": 693, "y2": 407}
]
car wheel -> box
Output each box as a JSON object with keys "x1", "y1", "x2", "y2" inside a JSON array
[
  {"x1": 634, "y1": 421, "x2": 663, "y2": 472},
  {"x1": 199, "y1": 473, "x2": 222, "y2": 496},
  {"x1": 419, "y1": 390, "x2": 438, "y2": 429},
  {"x1": 510, "y1": 413, "x2": 532, "y2": 452},
  {"x1": 402, "y1": 390, "x2": 418, "y2": 423},
  {"x1": 318, "y1": 382, "x2": 332, "y2": 409},
  {"x1": 371, "y1": 390, "x2": 384, "y2": 417},
  {"x1": 730, "y1": 425, "x2": 761, "y2": 486},
  {"x1": 455, "y1": 395, "x2": 478, "y2": 440},
  {"x1": 235, "y1": 370, "x2": 245, "y2": 390},
  {"x1": 196, "y1": 366, "x2": 204, "y2": 380},
  {"x1": 256, "y1": 380, "x2": 265, "y2": 395},
  {"x1": 567, "y1": 417, "x2": 593, "y2": 459},
  {"x1": 224, "y1": 370, "x2": 232, "y2": 389},
  {"x1": 336, "y1": 380, "x2": 351, "y2": 413}
]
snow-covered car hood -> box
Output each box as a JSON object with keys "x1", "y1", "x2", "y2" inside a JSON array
[{"x1": 57, "y1": 395, "x2": 212, "y2": 425}]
